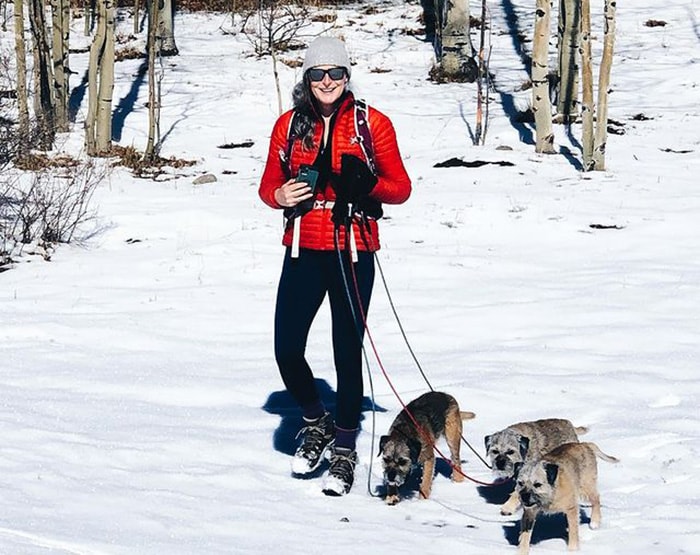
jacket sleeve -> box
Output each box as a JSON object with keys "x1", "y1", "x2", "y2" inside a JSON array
[
  {"x1": 367, "y1": 110, "x2": 411, "y2": 205},
  {"x1": 259, "y1": 112, "x2": 293, "y2": 209}
]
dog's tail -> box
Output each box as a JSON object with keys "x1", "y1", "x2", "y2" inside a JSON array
[
  {"x1": 585, "y1": 442, "x2": 620, "y2": 464},
  {"x1": 574, "y1": 425, "x2": 589, "y2": 435},
  {"x1": 460, "y1": 411, "x2": 476, "y2": 420}
]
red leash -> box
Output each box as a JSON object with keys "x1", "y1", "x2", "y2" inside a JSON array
[{"x1": 342, "y1": 236, "x2": 500, "y2": 488}]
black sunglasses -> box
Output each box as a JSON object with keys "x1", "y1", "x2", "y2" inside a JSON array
[{"x1": 307, "y1": 67, "x2": 347, "y2": 82}]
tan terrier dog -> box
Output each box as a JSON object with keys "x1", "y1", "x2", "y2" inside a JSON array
[
  {"x1": 485, "y1": 418, "x2": 588, "y2": 515},
  {"x1": 514, "y1": 442, "x2": 620, "y2": 554}
]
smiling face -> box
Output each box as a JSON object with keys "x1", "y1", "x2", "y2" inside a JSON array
[{"x1": 308, "y1": 65, "x2": 348, "y2": 115}]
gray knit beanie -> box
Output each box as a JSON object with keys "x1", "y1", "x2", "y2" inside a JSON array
[{"x1": 301, "y1": 37, "x2": 351, "y2": 78}]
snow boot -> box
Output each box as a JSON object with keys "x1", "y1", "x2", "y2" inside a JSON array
[
  {"x1": 322, "y1": 447, "x2": 358, "y2": 496},
  {"x1": 291, "y1": 412, "x2": 335, "y2": 475}
]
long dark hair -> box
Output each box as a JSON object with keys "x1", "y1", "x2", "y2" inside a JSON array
[{"x1": 290, "y1": 74, "x2": 351, "y2": 150}]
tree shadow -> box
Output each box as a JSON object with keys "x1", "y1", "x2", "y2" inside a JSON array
[
  {"x1": 488, "y1": 0, "x2": 534, "y2": 145},
  {"x1": 501, "y1": 0, "x2": 531, "y2": 70},
  {"x1": 502, "y1": 508, "x2": 590, "y2": 547},
  {"x1": 261, "y1": 378, "x2": 387, "y2": 459},
  {"x1": 559, "y1": 124, "x2": 585, "y2": 170},
  {"x1": 111, "y1": 59, "x2": 149, "y2": 142},
  {"x1": 497, "y1": 89, "x2": 535, "y2": 145},
  {"x1": 68, "y1": 69, "x2": 89, "y2": 123}
]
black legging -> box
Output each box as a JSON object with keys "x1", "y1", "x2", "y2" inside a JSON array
[{"x1": 274, "y1": 247, "x2": 374, "y2": 430}]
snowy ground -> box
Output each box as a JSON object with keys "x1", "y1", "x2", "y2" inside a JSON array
[{"x1": 1, "y1": 0, "x2": 699, "y2": 553}]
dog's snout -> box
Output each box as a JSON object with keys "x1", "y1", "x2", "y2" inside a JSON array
[
  {"x1": 495, "y1": 456, "x2": 508, "y2": 470},
  {"x1": 520, "y1": 490, "x2": 534, "y2": 506},
  {"x1": 386, "y1": 468, "x2": 397, "y2": 482}
]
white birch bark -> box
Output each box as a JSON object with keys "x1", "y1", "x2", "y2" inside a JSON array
[
  {"x1": 157, "y1": 0, "x2": 178, "y2": 55},
  {"x1": 14, "y1": 0, "x2": 29, "y2": 145},
  {"x1": 144, "y1": 0, "x2": 160, "y2": 161},
  {"x1": 83, "y1": 0, "x2": 91, "y2": 36},
  {"x1": 134, "y1": 0, "x2": 140, "y2": 35},
  {"x1": 474, "y1": 0, "x2": 488, "y2": 145},
  {"x1": 85, "y1": 2, "x2": 102, "y2": 154},
  {"x1": 592, "y1": 0, "x2": 617, "y2": 170},
  {"x1": 556, "y1": 0, "x2": 580, "y2": 122},
  {"x1": 580, "y1": 0, "x2": 594, "y2": 169},
  {"x1": 85, "y1": 0, "x2": 115, "y2": 155},
  {"x1": 439, "y1": 0, "x2": 473, "y2": 80},
  {"x1": 28, "y1": 0, "x2": 55, "y2": 149},
  {"x1": 95, "y1": 0, "x2": 114, "y2": 152},
  {"x1": 532, "y1": 0, "x2": 555, "y2": 153},
  {"x1": 271, "y1": 44, "x2": 282, "y2": 116},
  {"x1": 51, "y1": 0, "x2": 70, "y2": 132}
]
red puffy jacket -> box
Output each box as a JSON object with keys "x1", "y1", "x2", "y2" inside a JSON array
[{"x1": 259, "y1": 93, "x2": 411, "y2": 252}]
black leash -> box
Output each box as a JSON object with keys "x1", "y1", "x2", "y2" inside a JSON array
[
  {"x1": 333, "y1": 223, "x2": 382, "y2": 498},
  {"x1": 334, "y1": 214, "x2": 496, "y2": 495},
  {"x1": 372, "y1": 252, "x2": 493, "y2": 471}
]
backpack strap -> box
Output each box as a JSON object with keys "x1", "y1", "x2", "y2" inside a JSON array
[
  {"x1": 281, "y1": 110, "x2": 300, "y2": 180},
  {"x1": 353, "y1": 99, "x2": 376, "y2": 175},
  {"x1": 285, "y1": 102, "x2": 375, "y2": 178}
]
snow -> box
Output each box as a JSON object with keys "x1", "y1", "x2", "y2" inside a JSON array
[{"x1": 2, "y1": 0, "x2": 699, "y2": 553}]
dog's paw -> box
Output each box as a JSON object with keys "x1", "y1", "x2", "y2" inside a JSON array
[
  {"x1": 500, "y1": 507, "x2": 514, "y2": 516},
  {"x1": 385, "y1": 494, "x2": 400, "y2": 505}
]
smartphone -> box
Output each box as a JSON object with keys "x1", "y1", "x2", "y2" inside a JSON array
[{"x1": 296, "y1": 164, "x2": 319, "y2": 194}]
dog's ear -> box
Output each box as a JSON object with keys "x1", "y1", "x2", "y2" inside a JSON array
[
  {"x1": 407, "y1": 438, "x2": 422, "y2": 463},
  {"x1": 484, "y1": 434, "x2": 493, "y2": 452},
  {"x1": 545, "y1": 462, "x2": 559, "y2": 485},
  {"x1": 518, "y1": 435, "x2": 530, "y2": 459},
  {"x1": 379, "y1": 435, "x2": 389, "y2": 453},
  {"x1": 513, "y1": 461, "x2": 524, "y2": 478}
]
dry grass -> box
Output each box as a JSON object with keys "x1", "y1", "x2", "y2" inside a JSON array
[
  {"x1": 71, "y1": 0, "x2": 357, "y2": 14},
  {"x1": 14, "y1": 153, "x2": 81, "y2": 171},
  {"x1": 110, "y1": 145, "x2": 197, "y2": 179}
]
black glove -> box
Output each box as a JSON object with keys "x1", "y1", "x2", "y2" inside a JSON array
[
  {"x1": 331, "y1": 154, "x2": 378, "y2": 225},
  {"x1": 339, "y1": 154, "x2": 378, "y2": 199}
]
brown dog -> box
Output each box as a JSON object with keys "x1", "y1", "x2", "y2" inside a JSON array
[
  {"x1": 515, "y1": 442, "x2": 620, "y2": 554},
  {"x1": 379, "y1": 391, "x2": 475, "y2": 505},
  {"x1": 484, "y1": 418, "x2": 588, "y2": 515}
]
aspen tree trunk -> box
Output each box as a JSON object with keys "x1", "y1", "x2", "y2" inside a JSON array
[
  {"x1": 556, "y1": 0, "x2": 580, "y2": 122},
  {"x1": 474, "y1": 0, "x2": 488, "y2": 145},
  {"x1": 14, "y1": 0, "x2": 30, "y2": 149},
  {"x1": 51, "y1": 0, "x2": 70, "y2": 132},
  {"x1": 532, "y1": 0, "x2": 554, "y2": 154},
  {"x1": 580, "y1": 0, "x2": 594, "y2": 169},
  {"x1": 85, "y1": 0, "x2": 103, "y2": 154},
  {"x1": 95, "y1": 0, "x2": 114, "y2": 150},
  {"x1": 85, "y1": 0, "x2": 115, "y2": 155},
  {"x1": 271, "y1": 44, "x2": 282, "y2": 116},
  {"x1": 134, "y1": 0, "x2": 140, "y2": 34},
  {"x1": 439, "y1": 0, "x2": 474, "y2": 80},
  {"x1": 84, "y1": 0, "x2": 91, "y2": 35},
  {"x1": 592, "y1": 0, "x2": 616, "y2": 170},
  {"x1": 28, "y1": 0, "x2": 55, "y2": 149},
  {"x1": 144, "y1": 0, "x2": 160, "y2": 161},
  {"x1": 158, "y1": 0, "x2": 178, "y2": 56}
]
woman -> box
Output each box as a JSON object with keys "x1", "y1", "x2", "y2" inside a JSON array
[{"x1": 259, "y1": 36, "x2": 411, "y2": 496}]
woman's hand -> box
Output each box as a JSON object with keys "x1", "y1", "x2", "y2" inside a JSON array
[{"x1": 274, "y1": 179, "x2": 313, "y2": 208}]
